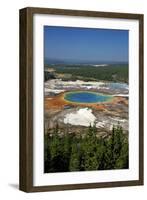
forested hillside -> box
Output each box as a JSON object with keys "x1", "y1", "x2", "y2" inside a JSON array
[{"x1": 44, "y1": 124, "x2": 128, "y2": 172}]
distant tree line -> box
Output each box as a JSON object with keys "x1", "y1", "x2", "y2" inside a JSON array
[
  {"x1": 51, "y1": 64, "x2": 128, "y2": 83},
  {"x1": 44, "y1": 124, "x2": 128, "y2": 173}
]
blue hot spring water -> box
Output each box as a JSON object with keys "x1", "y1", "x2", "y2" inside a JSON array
[{"x1": 64, "y1": 91, "x2": 112, "y2": 104}]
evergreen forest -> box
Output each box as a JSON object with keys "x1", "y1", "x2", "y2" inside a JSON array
[{"x1": 44, "y1": 124, "x2": 128, "y2": 173}]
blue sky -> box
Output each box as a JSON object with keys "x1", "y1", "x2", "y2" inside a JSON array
[{"x1": 44, "y1": 26, "x2": 128, "y2": 63}]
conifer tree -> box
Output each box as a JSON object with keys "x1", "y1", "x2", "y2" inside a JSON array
[
  {"x1": 81, "y1": 124, "x2": 99, "y2": 170},
  {"x1": 69, "y1": 142, "x2": 80, "y2": 171},
  {"x1": 62, "y1": 133, "x2": 71, "y2": 171},
  {"x1": 44, "y1": 134, "x2": 51, "y2": 172},
  {"x1": 115, "y1": 137, "x2": 128, "y2": 169}
]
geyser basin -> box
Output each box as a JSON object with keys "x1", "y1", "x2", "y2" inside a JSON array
[{"x1": 64, "y1": 91, "x2": 113, "y2": 104}]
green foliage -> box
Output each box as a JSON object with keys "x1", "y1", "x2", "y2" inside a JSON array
[
  {"x1": 44, "y1": 135, "x2": 51, "y2": 173},
  {"x1": 50, "y1": 64, "x2": 128, "y2": 83},
  {"x1": 115, "y1": 139, "x2": 128, "y2": 169},
  {"x1": 69, "y1": 141, "x2": 80, "y2": 171},
  {"x1": 103, "y1": 125, "x2": 124, "y2": 169},
  {"x1": 80, "y1": 123, "x2": 99, "y2": 170},
  {"x1": 44, "y1": 124, "x2": 129, "y2": 173}
]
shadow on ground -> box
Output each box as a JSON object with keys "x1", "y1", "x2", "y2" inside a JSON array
[{"x1": 8, "y1": 183, "x2": 19, "y2": 190}]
